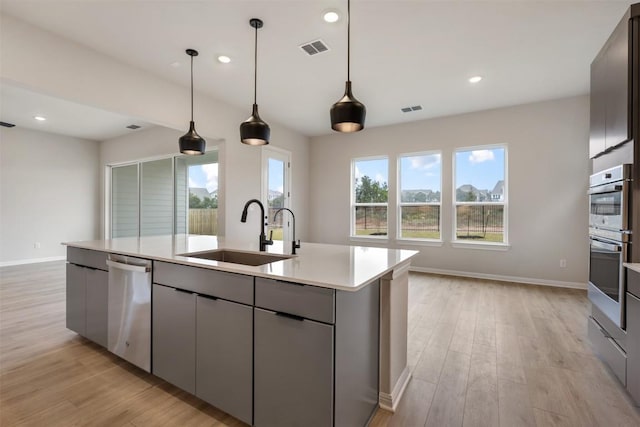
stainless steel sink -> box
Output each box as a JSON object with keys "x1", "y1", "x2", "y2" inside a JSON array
[{"x1": 179, "y1": 249, "x2": 292, "y2": 266}]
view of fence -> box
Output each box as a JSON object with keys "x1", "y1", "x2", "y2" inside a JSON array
[
  {"x1": 354, "y1": 204, "x2": 503, "y2": 242},
  {"x1": 400, "y1": 205, "x2": 440, "y2": 239},
  {"x1": 355, "y1": 206, "x2": 388, "y2": 235},
  {"x1": 189, "y1": 209, "x2": 218, "y2": 235},
  {"x1": 456, "y1": 205, "x2": 504, "y2": 241}
]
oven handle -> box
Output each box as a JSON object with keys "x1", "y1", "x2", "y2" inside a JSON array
[
  {"x1": 587, "y1": 183, "x2": 624, "y2": 195},
  {"x1": 589, "y1": 238, "x2": 622, "y2": 252}
]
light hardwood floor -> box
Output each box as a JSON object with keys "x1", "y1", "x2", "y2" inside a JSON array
[{"x1": 1, "y1": 261, "x2": 639, "y2": 426}]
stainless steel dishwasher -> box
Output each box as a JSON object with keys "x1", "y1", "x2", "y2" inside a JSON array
[{"x1": 106, "y1": 254, "x2": 152, "y2": 372}]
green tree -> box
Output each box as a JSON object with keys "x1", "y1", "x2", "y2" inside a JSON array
[
  {"x1": 189, "y1": 193, "x2": 203, "y2": 208},
  {"x1": 356, "y1": 175, "x2": 388, "y2": 203}
]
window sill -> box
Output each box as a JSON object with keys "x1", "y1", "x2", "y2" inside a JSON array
[
  {"x1": 350, "y1": 235, "x2": 389, "y2": 243},
  {"x1": 396, "y1": 239, "x2": 443, "y2": 247},
  {"x1": 451, "y1": 241, "x2": 510, "y2": 251}
]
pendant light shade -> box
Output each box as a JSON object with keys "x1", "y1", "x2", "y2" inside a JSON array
[
  {"x1": 330, "y1": 0, "x2": 366, "y2": 132},
  {"x1": 240, "y1": 18, "x2": 270, "y2": 145},
  {"x1": 179, "y1": 49, "x2": 206, "y2": 155}
]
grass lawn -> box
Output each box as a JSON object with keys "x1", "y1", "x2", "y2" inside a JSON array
[{"x1": 456, "y1": 232, "x2": 504, "y2": 242}]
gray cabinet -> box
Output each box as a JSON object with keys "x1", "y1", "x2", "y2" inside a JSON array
[
  {"x1": 85, "y1": 268, "x2": 108, "y2": 347},
  {"x1": 152, "y1": 283, "x2": 196, "y2": 394},
  {"x1": 66, "y1": 248, "x2": 109, "y2": 347},
  {"x1": 254, "y1": 307, "x2": 334, "y2": 427},
  {"x1": 627, "y1": 268, "x2": 640, "y2": 406},
  {"x1": 66, "y1": 263, "x2": 86, "y2": 336},
  {"x1": 196, "y1": 296, "x2": 252, "y2": 425},
  {"x1": 152, "y1": 278, "x2": 254, "y2": 424}
]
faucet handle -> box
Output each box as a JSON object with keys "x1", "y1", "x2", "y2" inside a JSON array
[
  {"x1": 269, "y1": 230, "x2": 273, "y2": 240},
  {"x1": 295, "y1": 239, "x2": 301, "y2": 249}
]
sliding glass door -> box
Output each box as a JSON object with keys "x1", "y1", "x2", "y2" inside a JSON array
[{"x1": 110, "y1": 150, "x2": 218, "y2": 238}]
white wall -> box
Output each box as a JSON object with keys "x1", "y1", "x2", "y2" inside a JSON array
[
  {"x1": 309, "y1": 96, "x2": 590, "y2": 287},
  {"x1": 1, "y1": 14, "x2": 310, "y2": 244},
  {"x1": 0, "y1": 127, "x2": 100, "y2": 265}
]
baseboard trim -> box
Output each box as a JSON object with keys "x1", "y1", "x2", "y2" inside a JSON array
[
  {"x1": 0, "y1": 256, "x2": 66, "y2": 267},
  {"x1": 379, "y1": 366, "x2": 411, "y2": 412},
  {"x1": 409, "y1": 266, "x2": 587, "y2": 290}
]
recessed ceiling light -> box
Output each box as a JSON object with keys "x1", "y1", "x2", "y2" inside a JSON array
[
  {"x1": 469, "y1": 76, "x2": 483, "y2": 83},
  {"x1": 323, "y1": 10, "x2": 340, "y2": 23},
  {"x1": 33, "y1": 115, "x2": 47, "y2": 121},
  {"x1": 217, "y1": 55, "x2": 231, "y2": 64},
  {"x1": 170, "y1": 61, "x2": 181, "y2": 68}
]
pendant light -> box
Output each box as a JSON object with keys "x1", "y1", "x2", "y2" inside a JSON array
[
  {"x1": 330, "y1": 0, "x2": 366, "y2": 132},
  {"x1": 179, "y1": 48, "x2": 206, "y2": 155},
  {"x1": 240, "y1": 18, "x2": 270, "y2": 145}
]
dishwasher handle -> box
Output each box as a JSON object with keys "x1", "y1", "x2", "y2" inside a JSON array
[{"x1": 106, "y1": 259, "x2": 151, "y2": 273}]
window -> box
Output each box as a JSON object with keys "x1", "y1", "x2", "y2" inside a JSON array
[
  {"x1": 454, "y1": 146, "x2": 507, "y2": 243},
  {"x1": 398, "y1": 152, "x2": 442, "y2": 240},
  {"x1": 110, "y1": 150, "x2": 219, "y2": 238},
  {"x1": 352, "y1": 157, "x2": 389, "y2": 237},
  {"x1": 262, "y1": 147, "x2": 291, "y2": 242}
]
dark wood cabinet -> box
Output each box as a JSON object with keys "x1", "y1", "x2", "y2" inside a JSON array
[{"x1": 590, "y1": 9, "x2": 632, "y2": 159}]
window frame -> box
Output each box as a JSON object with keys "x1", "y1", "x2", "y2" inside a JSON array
[
  {"x1": 452, "y1": 144, "x2": 509, "y2": 248},
  {"x1": 396, "y1": 150, "x2": 443, "y2": 243},
  {"x1": 350, "y1": 155, "x2": 390, "y2": 240}
]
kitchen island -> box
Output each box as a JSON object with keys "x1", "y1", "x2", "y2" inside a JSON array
[{"x1": 64, "y1": 235, "x2": 417, "y2": 426}]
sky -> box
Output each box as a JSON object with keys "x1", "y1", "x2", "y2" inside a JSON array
[
  {"x1": 188, "y1": 163, "x2": 218, "y2": 193},
  {"x1": 455, "y1": 148, "x2": 504, "y2": 190},
  {"x1": 355, "y1": 148, "x2": 504, "y2": 191},
  {"x1": 268, "y1": 158, "x2": 284, "y2": 194}
]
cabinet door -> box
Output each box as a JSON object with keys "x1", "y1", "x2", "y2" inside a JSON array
[
  {"x1": 604, "y1": 14, "x2": 630, "y2": 149},
  {"x1": 196, "y1": 296, "x2": 253, "y2": 425},
  {"x1": 85, "y1": 268, "x2": 108, "y2": 347},
  {"x1": 590, "y1": 54, "x2": 607, "y2": 158},
  {"x1": 66, "y1": 263, "x2": 86, "y2": 336},
  {"x1": 152, "y1": 284, "x2": 196, "y2": 393},
  {"x1": 254, "y1": 308, "x2": 333, "y2": 427},
  {"x1": 627, "y1": 292, "x2": 640, "y2": 405}
]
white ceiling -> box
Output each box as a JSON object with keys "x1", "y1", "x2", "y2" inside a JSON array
[
  {"x1": 0, "y1": 0, "x2": 635, "y2": 138},
  {"x1": 0, "y1": 84, "x2": 154, "y2": 140}
]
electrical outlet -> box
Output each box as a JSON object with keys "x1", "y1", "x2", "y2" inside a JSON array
[
  {"x1": 560, "y1": 259, "x2": 567, "y2": 268},
  {"x1": 34, "y1": 242, "x2": 41, "y2": 249}
]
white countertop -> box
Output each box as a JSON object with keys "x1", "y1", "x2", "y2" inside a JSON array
[
  {"x1": 625, "y1": 263, "x2": 640, "y2": 274},
  {"x1": 64, "y1": 235, "x2": 418, "y2": 291}
]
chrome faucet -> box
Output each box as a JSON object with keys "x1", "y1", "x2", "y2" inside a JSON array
[
  {"x1": 241, "y1": 199, "x2": 273, "y2": 252},
  {"x1": 273, "y1": 208, "x2": 301, "y2": 255}
]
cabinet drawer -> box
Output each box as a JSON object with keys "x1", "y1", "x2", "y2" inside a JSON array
[
  {"x1": 628, "y1": 268, "x2": 640, "y2": 298},
  {"x1": 255, "y1": 277, "x2": 335, "y2": 324},
  {"x1": 67, "y1": 247, "x2": 108, "y2": 271},
  {"x1": 588, "y1": 316, "x2": 627, "y2": 386},
  {"x1": 627, "y1": 292, "x2": 640, "y2": 406},
  {"x1": 154, "y1": 261, "x2": 253, "y2": 305}
]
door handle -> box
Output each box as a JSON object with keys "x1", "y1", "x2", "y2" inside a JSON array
[{"x1": 106, "y1": 260, "x2": 150, "y2": 273}]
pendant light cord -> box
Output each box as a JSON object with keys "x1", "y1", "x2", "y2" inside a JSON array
[
  {"x1": 347, "y1": 0, "x2": 351, "y2": 81},
  {"x1": 254, "y1": 24, "x2": 258, "y2": 105},
  {"x1": 190, "y1": 54, "x2": 194, "y2": 122}
]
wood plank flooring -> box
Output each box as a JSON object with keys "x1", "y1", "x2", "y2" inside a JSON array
[{"x1": 2, "y1": 262, "x2": 639, "y2": 426}]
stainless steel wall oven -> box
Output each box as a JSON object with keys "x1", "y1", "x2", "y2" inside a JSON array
[{"x1": 589, "y1": 164, "x2": 632, "y2": 329}]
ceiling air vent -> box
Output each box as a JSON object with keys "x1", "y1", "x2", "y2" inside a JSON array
[
  {"x1": 0, "y1": 121, "x2": 16, "y2": 128},
  {"x1": 299, "y1": 39, "x2": 330, "y2": 56},
  {"x1": 401, "y1": 105, "x2": 422, "y2": 113},
  {"x1": 126, "y1": 124, "x2": 141, "y2": 130}
]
